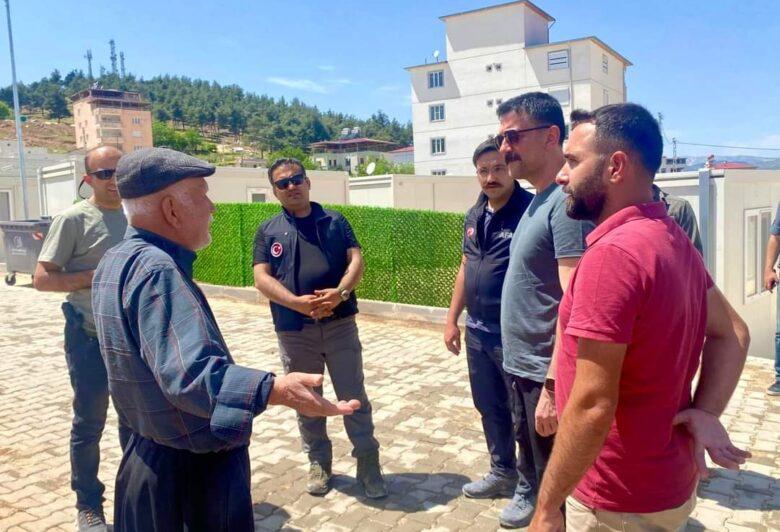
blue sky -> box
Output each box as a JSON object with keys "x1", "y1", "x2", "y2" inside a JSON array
[{"x1": 1, "y1": 0, "x2": 778, "y2": 157}]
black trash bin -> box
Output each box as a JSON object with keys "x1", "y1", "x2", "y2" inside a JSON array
[{"x1": 0, "y1": 218, "x2": 52, "y2": 285}]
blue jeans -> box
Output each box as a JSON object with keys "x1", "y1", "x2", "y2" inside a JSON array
[
  {"x1": 63, "y1": 303, "x2": 131, "y2": 511},
  {"x1": 465, "y1": 327, "x2": 519, "y2": 480}
]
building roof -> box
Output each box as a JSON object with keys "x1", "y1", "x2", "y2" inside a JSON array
[
  {"x1": 309, "y1": 137, "x2": 399, "y2": 151},
  {"x1": 712, "y1": 161, "x2": 757, "y2": 170},
  {"x1": 440, "y1": 1, "x2": 555, "y2": 23},
  {"x1": 388, "y1": 146, "x2": 414, "y2": 153},
  {"x1": 405, "y1": 60, "x2": 449, "y2": 72},
  {"x1": 525, "y1": 36, "x2": 632, "y2": 66}
]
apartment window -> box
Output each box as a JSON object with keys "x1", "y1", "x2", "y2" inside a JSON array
[
  {"x1": 431, "y1": 169, "x2": 447, "y2": 176},
  {"x1": 486, "y1": 64, "x2": 493, "y2": 72},
  {"x1": 494, "y1": 63, "x2": 502, "y2": 71},
  {"x1": 251, "y1": 193, "x2": 266, "y2": 203},
  {"x1": 428, "y1": 70, "x2": 444, "y2": 88},
  {"x1": 131, "y1": 130, "x2": 142, "y2": 138},
  {"x1": 430, "y1": 137, "x2": 446, "y2": 155},
  {"x1": 602, "y1": 54, "x2": 609, "y2": 74},
  {"x1": 133, "y1": 146, "x2": 144, "y2": 151},
  {"x1": 603, "y1": 89, "x2": 609, "y2": 105},
  {"x1": 359, "y1": 157, "x2": 364, "y2": 165},
  {"x1": 486, "y1": 99, "x2": 494, "y2": 107},
  {"x1": 744, "y1": 208, "x2": 773, "y2": 299},
  {"x1": 429, "y1": 104, "x2": 445, "y2": 122},
  {"x1": 495, "y1": 98, "x2": 503, "y2": 105},
  {"x1": 547, "y1": 50, "x2": 569, "y2": 70},
  {"x1": 549, "y1": 87, "x2": 570, "y2": 106},
  {"x1": 132, "y1": 117, "x2": 142, "y2": 125}
]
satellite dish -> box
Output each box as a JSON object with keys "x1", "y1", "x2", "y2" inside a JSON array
[
  {"x1": 366, "y1": 162, "x2": 376, "y2": 175},
  {"x1": 433, "y1": 50, "x2": 440, "y2": 62}
]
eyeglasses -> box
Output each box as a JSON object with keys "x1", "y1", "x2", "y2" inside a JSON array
[
  {"x1": 493, "y1": 125, "x2": 552, "y2": 148},
  {"x1": 88, "y1": 168, "x2": 116, "y2": 180},
  {"x1": 274, "y1": 173, "x2": 307, "y2": 190}
]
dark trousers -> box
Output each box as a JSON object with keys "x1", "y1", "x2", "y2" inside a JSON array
[
  {"x1": 511, "y1": 375, "x2": 555, "y2": 496},
  {"x1": 465, "y1": 328, "x2": 519, "y2": 480},
  {"x1": 63, "y1": 302, "x2": 131, "y2": 511},
  {"x1": 277, "y1": 316, "x2": 379, "y2": 465},
  {"x1": 114, "y1": 433, "x2": 254, "y2": 532}
]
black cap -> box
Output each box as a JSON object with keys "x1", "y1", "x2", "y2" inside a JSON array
[{"x1": 116, "y1": 147, "x2": 216, "y2": 199}]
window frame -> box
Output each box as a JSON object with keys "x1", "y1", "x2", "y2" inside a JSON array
[
  {"x1": 428, "y1": 70, "x2": 444, "y2": 89},
  {"x1": 744, "y1": 207, "x2": 774, "y2": 302},
  {"x1": 430, "y1": 137, "x2": 446, "y2": 156},
  {"x1": 547, "y1": 50, "x2": 569, "y2": 70},
  {"x1": 429, "y1": 103, "x2": 445, "y2": 122}
]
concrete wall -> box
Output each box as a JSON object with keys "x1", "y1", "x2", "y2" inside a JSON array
[
  {"x1": 209, "y1": 166, "x2": 349, "y2": 205},
  {"x1": 348, "y1": 174, "x2": 482, "y2": 213}
]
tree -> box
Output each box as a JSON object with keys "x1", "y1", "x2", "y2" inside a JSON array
[
  {"x1": 46, "y1": 89, "x2": 70, "y2": 122},
  {"x1": 265, "y1": 146, "x2": 318, "y2": 170},
  {"x1": 355, "y1": 155, "x2": 414, "y2": 176},
  {"x1": 0, "y1": 101, "x2": 11, "y2": 119}
]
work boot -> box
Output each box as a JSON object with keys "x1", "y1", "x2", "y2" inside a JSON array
[
  {"x1": 76, "y1": 507, "x2": 107, "y2": 532},
  {"x1": 462, "y1": 472, "x2": 517, "y2": 498},
  {"x1": 306, "y1": 461, "x2": 331, "y2": 496},
  {"x1": 356, "y1": 452, "x2": 388, "y2": 499},
  {"x1": 499, "y1": 492, "x2": 535, "y2": 528}
]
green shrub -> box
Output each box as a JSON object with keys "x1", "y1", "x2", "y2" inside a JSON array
[{"x1": 193, "y1": 202, "x2": 464, "y2": 307}]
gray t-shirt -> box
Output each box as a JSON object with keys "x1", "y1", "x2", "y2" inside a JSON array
[
  {"x1": 500, "y1": 184, "x2": 593, "y2": 382},
  {"x1": 38, "y1": 200, "x2": 127, "y2": 334},
  {"x1": 653, "y1": 185, "x2": 703, "y2": 255}
]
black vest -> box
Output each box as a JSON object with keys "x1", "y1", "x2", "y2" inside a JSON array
[
  {"x1": 463, "y1": 182, "x2": 533, "y2": 325},
  {"x1": 258, "y1": 203, "x2": 358, "y2": 331}
]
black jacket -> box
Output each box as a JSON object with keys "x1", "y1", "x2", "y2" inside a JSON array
[
  {"x1": 463, "y1": 182, "x2": 533, "y2": 325},
  {"x1": 253, "y1": 202, "x2": 359, "y2": 332}
]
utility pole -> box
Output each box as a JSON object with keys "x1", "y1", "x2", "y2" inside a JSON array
[
  {"x1": 84, "y1": 49, "x2": 93, "y2": 79},
  {"x1": 109, "y1": 39, "x2": 117, "y2": 75},
  {"x1": 119, "y1": 51, "x2": 125, "y2": 78},
  {"x1": 4, "y1": 0, "x2": 29, "y2": 219}
]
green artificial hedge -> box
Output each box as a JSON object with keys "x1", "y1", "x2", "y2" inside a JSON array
[{"x1": 193, "y1": 203, "x2": 464, "y2": 308}]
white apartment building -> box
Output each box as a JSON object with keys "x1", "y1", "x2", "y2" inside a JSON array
[{"x1": 406, "y1": 1, "x2": 631, "y2": 176}]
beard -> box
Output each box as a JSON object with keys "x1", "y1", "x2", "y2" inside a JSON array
[{"x1": 565, "y1": 161, "x2": 608, "y2": 221}]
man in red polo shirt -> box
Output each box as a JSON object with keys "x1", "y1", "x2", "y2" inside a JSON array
[{"x1": 529, "y1": 104, "x2": 752, "y2": 532}]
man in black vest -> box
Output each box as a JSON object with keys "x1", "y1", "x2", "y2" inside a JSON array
[
  {"x1": 253, "y1": 158, "x2": 386, "y2": 499},
  {"x1": 445, "y1": 139, "x2": 534, "y2": 499}
]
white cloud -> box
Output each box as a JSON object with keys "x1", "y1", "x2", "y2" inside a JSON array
[
  {"x1": 266, "y1": 77, "x2": 330, "y2": 94},
  {"x1": 317, "y1": 65, "x2": 335, "y2": 72}
]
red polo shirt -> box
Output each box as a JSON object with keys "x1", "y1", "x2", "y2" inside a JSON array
[{"x1": 556, "y1": 201, "x2": 712, "y2": 513}]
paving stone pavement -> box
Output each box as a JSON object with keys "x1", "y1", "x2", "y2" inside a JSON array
[{"x1": 1, "y1": 277, "x2": 778, "y2": 531}]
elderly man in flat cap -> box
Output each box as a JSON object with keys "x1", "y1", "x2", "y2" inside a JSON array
[{"x1": 92, "y1": 147, "x2": 360, "y2": 532}]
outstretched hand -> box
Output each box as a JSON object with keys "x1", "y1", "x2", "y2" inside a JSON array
[
  {"x1": 673, "y1": 408, "x2": 752, "y2": 478},
  {"x1": 269, "y1": 372, "x2": 361, "y2": 417}
]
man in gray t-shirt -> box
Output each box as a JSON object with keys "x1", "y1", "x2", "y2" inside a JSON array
[
  {"x1": 34, "y1": 145, "x2": 127, "y2": 532},
  {"x1": 492, "y1": 93, "x2": 593, "y2": 529}
]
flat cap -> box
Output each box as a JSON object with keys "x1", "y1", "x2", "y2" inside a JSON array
[{"x1": 116, "y1": 147, "x2": 216, "y2": 199}]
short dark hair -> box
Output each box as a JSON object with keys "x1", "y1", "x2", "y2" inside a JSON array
[
  {"x1": 472, "y1": 138, "x2": 500, "y2": 167},
  {"x1": 569, "y1": 103, "x2": 663, "y2": 176},
  {"x1": 496, "y1": 92, "x2": 565, "y2": 146},
  {"x1": 267, "y1": 157, "x2": 305, "y2": 185}
]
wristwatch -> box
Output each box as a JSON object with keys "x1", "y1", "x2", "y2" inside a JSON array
[{"x1": 338, "y1": 288, "x2": 351, "y2": 301}]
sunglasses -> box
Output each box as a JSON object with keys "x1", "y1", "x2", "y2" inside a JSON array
[
  {"x1": 274, "y1": 173, "x2": 307, "y2": 190},
  {"x1": 89, "y1": 168, "x2": 116, "y2": 180},
  {"x1": 494, "y1": 125, "x2": 552, "y2": 148}
]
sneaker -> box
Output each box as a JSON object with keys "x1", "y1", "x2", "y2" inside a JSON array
[
  {"x1": 76, "y1": 508, "x2": 107, "y2": 532},
  {"x1": 306, "y1": 461, "x2": 332, "y2": 496},
  {"x1": 768, "y1": 381, "x2": 780, "y2": 396},
  {"x1": 462, "y1": 472, "x2": 517, "y2": 498},
  {"x1": 499, "y1": 492, "x2": 535, "y2": 529},
  {"x1": 356, "y1": 452, "x2": 388, "y2": 499}
]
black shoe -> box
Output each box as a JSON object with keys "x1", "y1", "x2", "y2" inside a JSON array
[
  {"x1": 76, "y1": 508, "x2": 107, "y2": 532},
  {"x1": 306, "y1": 461, "x2": 332, "y2": 496}
]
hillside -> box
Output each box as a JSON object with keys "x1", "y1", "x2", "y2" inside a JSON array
[
  {"x1": 0, "y1": 70, "x2": 412, "y2": 154},
  {"x1": 0, "y1": 118, "x2": 77, "y2": 153}
]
